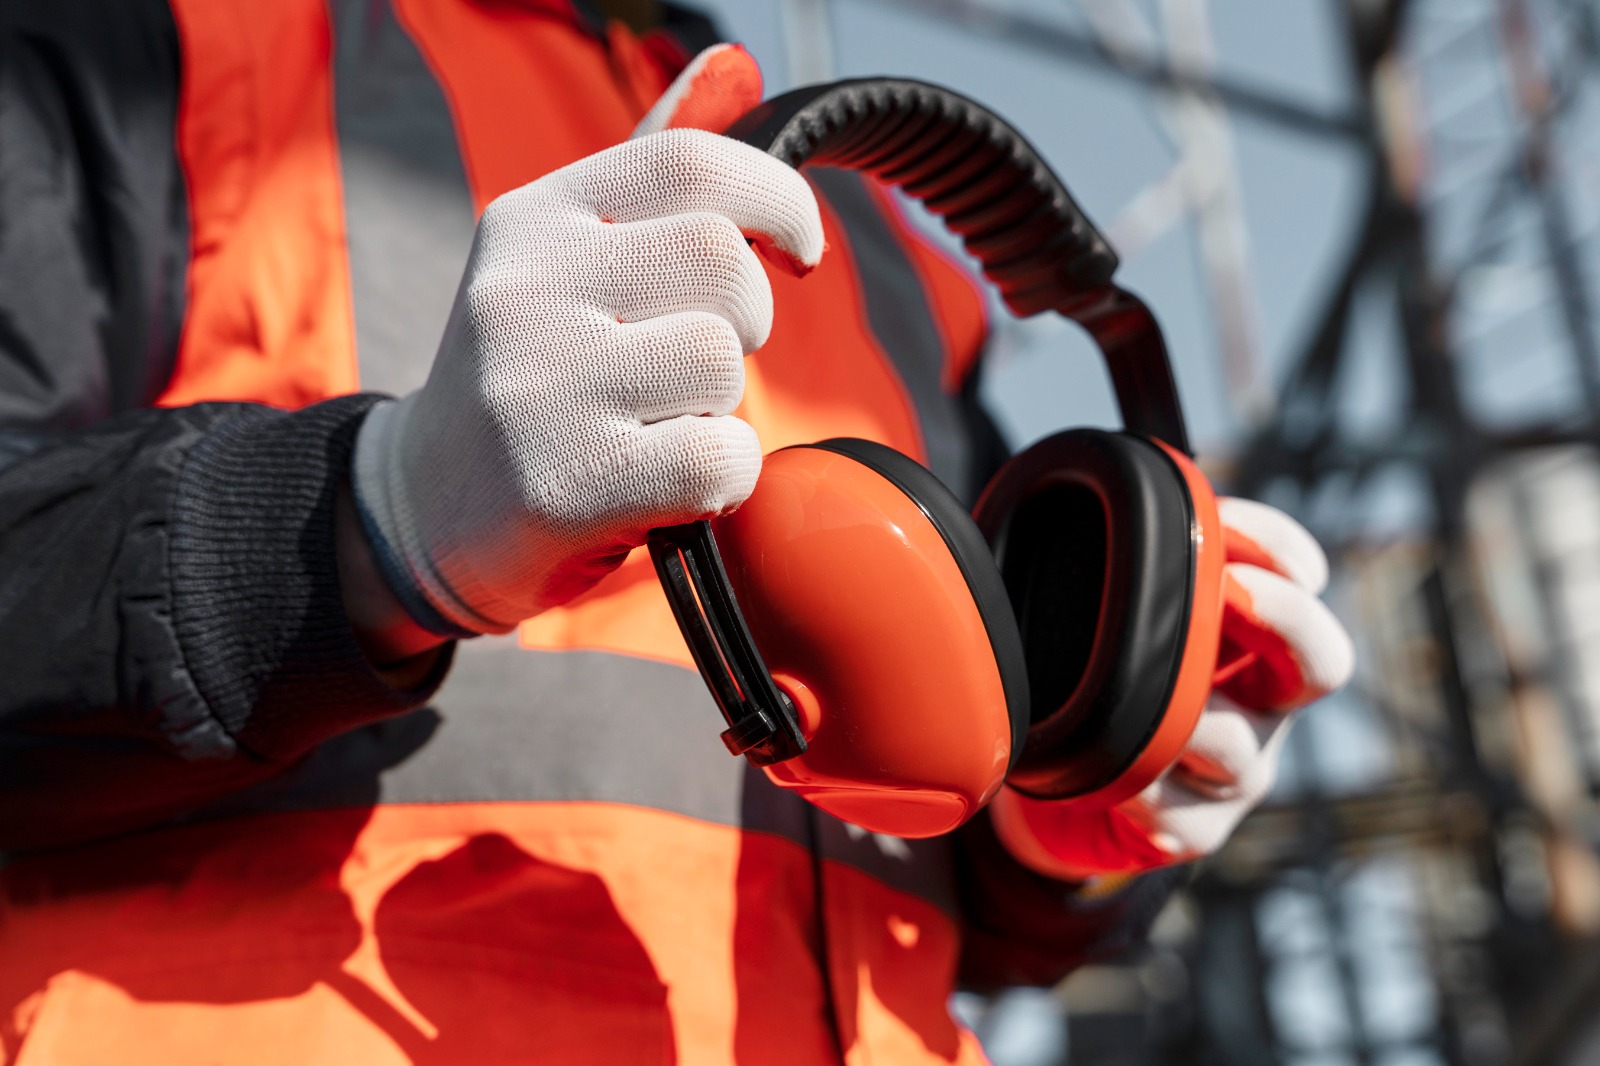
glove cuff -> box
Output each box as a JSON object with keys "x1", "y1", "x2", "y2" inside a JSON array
[{"x1": 351, "y1": 397, "x2": 500, "y2": 638}]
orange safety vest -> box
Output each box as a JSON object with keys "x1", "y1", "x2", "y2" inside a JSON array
[{"x1": 0, "y1": 2, "x2": 1007, "y2": 1063}]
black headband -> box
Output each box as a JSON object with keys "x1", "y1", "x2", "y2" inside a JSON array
[{"x1": 729, "y1": 77, "x2": 1192, "y2": 455}]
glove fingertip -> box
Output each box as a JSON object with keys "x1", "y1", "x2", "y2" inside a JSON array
[
  {"x1": 697, "y1": 415, "x2": 763, "y2": 514},
  {"x1": 1218, "y1": 497, "x2": 1330, "y2": 593},
  {"x1": 1299, "y1": 615, "x2": 1357, "y2": 699},
  {"x1": 750, "y1": 232, "x2": 823, "y2": 277},
  {"x1": 634, "y1": 43, "x2": 764, "y2": 139},
  {"x1": 665, "y1": 44, "x2": 763, "y2": 134}
]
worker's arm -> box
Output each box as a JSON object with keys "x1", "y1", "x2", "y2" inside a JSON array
[
  {"x1": 0, "y1": 4, "x2": 449, "y2": 849},
  {"x1": 0, "y1": 400, "x2": 456, "y2": 851},
  {"x1": 954, "y1": 811, "x2": 1187, "y2": 989}
]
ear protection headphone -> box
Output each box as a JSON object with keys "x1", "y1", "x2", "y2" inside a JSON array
[{"x1": 649, "y1": 79, "x2": 1225, "y2": 839}]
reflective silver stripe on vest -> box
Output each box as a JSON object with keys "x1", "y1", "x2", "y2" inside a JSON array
[
  {"x1": 810, "y1": 167, "x2": 978, "y2": 502},
  {"x1": 386, "y1": 640, "x2": 745, "y2": 813},
  {"x1": 203, "y1": 637, "x2": 958, "y2": 916},
  {"x1": 327, "y1": 0, "x2": 476, "y2": 398}
]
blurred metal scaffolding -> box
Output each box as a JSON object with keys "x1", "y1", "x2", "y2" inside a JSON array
[
  {"x1": 1190, "y1": 0, "x2": 1600, "y2": 1062},
  {"x1": 813, "y1": 0, "x2": 1600, "y2": 1063}
]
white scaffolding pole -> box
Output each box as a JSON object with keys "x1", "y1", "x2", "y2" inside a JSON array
[
  {"x1": 780, "y1": 0, "x2": 836, "y2": 87},
  {"x1": 1081, "y1": 0, "x2": 1274, "y2": 422}
]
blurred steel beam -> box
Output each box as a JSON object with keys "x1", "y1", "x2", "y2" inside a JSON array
[
  {"x1": 847, "y1": 0, "x2": 1366, "y2": 139},
  {"x1": 1215, "y1": 780, "x2": 1487, "y2": 878},
  {"x1": 1500, "y1": 0, "x2": 1600, "y2": 422},
  {"x1": 1082, "y1": 0, "x2": 1275, "y2": 420},
  {"x1": 781, "y1": 0, "x2": 836, "y2": 86}
]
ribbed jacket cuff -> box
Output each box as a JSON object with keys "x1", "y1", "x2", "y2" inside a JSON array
[{"x1": 169, "y1": 395, "x2": 451, "y2": 762}]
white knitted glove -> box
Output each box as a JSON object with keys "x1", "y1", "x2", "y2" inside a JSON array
[
  {"x1": 992, "y1": 499, "x2": 1356, "y2": 881},
  {"x1": 352, "y1": 127, "x2": 825, "y2": 635}
]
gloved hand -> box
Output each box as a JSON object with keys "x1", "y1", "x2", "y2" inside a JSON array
[
  {"x1": 991, "y1": 498, "x2": 1356, "y2": 882},
  {"x1": 352, "y1": 52, "x2": 824, "y2": 636}
]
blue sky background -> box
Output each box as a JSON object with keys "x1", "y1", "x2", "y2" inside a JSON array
[{"x1": 692, "y1": 0, "x2": 1369, "y2": 458}]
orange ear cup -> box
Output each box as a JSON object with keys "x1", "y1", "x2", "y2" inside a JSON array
[
  {"x1": 973, "y1": 429, "x2": 1225, "y2": 805},
  {"x1": 708, "y1": 442, "x2": 1028, "y2": 839}
]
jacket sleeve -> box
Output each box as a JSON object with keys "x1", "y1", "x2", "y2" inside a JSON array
[
  {"x1": 954, "y1": 808, "x2": 1184, "y2": 989},
  {"x1": 0, "y1": 0, "x2": 190, "y2": 433},
  {"x1": 0, "y1": 4, "x2": 448, "y2": 852},
  {"x1": 0, "y1": 397, "x2": 453, "y2": 853}
]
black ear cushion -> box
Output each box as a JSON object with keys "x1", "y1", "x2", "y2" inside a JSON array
[
  {"x1": 972, "y1": 429, "x2": 1197, "y2": 799},
  {"x1": 803, "y1": 439, "x2": 1032, "y2": 771}
]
